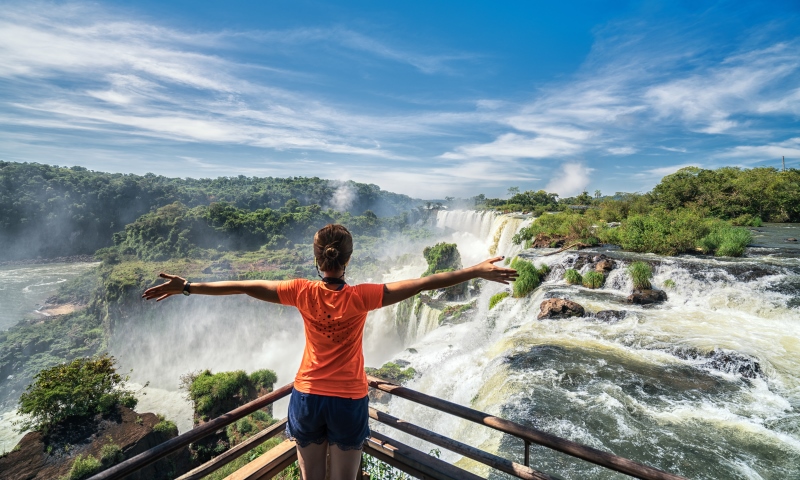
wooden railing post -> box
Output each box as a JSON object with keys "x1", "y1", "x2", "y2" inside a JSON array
[{"x1": 524, "y1": 440, "x2": 530, "y2": 467}]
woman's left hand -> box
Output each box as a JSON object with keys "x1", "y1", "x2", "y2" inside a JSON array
[{"x1": 471, "y1": 257, "x2": 518, "y2": 284}]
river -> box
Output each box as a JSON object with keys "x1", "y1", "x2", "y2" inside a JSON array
[{"x1": 1, "y1": 215, "x2": 798, "y2": 478}]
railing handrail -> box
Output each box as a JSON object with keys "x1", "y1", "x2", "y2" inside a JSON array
[
  {"x1": 367, "y1": 375, "x2": 687, "y2": 480},
  {"x1": 86, "y1": 382, "x2": 293, "y2": 480}
]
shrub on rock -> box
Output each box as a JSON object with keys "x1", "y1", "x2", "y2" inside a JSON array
[
  {"x1": 582, "y1": 271, "x2": 605, "y2": 289},
  {"x1": 510, "y1": 257, "x2": 550, "y2": 298},
  {"x1": 627, "y1": 261, "x2": 653, "y2": 290},
  {"x1": 564, "y1": 269, "x2": 582, "y2": 285},
  {"x1": 15, "y1": 354, "x2": 137, "y2": 433}
]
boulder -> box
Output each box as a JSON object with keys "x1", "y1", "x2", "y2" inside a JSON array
[
  {"x1": 787, "y1": 238, "x2": 798, "y2": 242},
  {"x1": 626, "y1": 289, "x2": 668, "y2": 305},
  {"x1": 538, "y1": 298, "x2": 585, "y2": 320},
  {"x1": 594, "y1": 310, "x2": 627, "y2": 323},
  {"x1": 595, "y1": 259, "x2": 614, "y2": 273}
]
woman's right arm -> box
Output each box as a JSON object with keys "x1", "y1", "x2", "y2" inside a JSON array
[{"x1": 142, "y1": 273, "x2": 282, "y2": 303}]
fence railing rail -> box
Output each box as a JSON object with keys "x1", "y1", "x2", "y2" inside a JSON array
[{"x1": 86, "y1": 376, "x2": 688, "y2": 480}]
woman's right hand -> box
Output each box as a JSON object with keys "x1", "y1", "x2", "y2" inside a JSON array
[{"x1": 142, "y1": 273, "x2": 187, "y2": 302}]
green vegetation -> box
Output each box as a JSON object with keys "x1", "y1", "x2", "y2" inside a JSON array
[
  {"x1": 513, "y1": 206, "x2": 752, "y2": 257},
  {"x1": 200, "y1": 437, "x2": 289, "y2": 480},
  {"x1": 0, "y1": 161, "x2": 420, "y2": 261},
  {"x1": 484, "y1": 189, "x2": 559, "y2": 213},
  {"x1": 65, "y1": 454, "x2": 102, "y2": 480},
  {"x1": 510, "y1": 258, "x2": 550, "y2": 298},
  {"x1": 663, "y1": 279, "x2": 676, "y2": 289},
  {"x1": 99, "y1": 442, "x2": 123, "y2": 467},
  {"x1": 627, "y1": 262, "x2": 653, "y2": 290},
  {"x1": 153, "y1": 415, "x2": 178, "y2": 436},
  {"x1": 365, "y1": 362, "x2": 416, "y2": 384},
  {"x1": 438, "y1": 301, "x2": 476, "y2": 324},
  {"x1": 15, "y1": 354, "x2": 136, "y2": 432},
  {"x1": 564, "y1": 269, "x2": 582, "y2": 285},
  {"x1": 184, "y1": 369, "x2": 277, "y2": 421},
  {"x1": 420, "y1": 242, "x2": 467, "y2": 298},
  {"x1": 489, "y1": 291, "x2": 510, "y2": 310},
  {"x1": 582, "y1": 271, "x2": 605, "y2": 289},
  {"x1": 502, "y1": 166, "x2": 800, "y2": 258},
  {"x1": 422, "y1": 242, "x2": 462, "y2": 276},
  {"x1": 651, "y1": 166, "x2": 800, "y2": 222}
]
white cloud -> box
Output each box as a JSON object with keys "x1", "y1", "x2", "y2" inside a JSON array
[
  {"x1": 718, "y1": 137, "x2": 800, "y2": 162},
  {"x1": 545, "y1": 163, "x2": 593, "y2": 197},
  {"x1": 608, "y1": 146, "x2": 636, "y2": 155},
  {"x1": 441, "y1": 133, "x2": 584, "y2": 160}
]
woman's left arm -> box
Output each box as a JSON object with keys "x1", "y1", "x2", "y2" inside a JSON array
[
  {"x1": 142, "y1": 273, "x2": 283, "y2": 303},
  {"x1": 381, "y1": 256, "x2": 517, "y2": 307}
]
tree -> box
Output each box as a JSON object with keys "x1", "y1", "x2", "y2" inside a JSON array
[
  {"x1": 594, "y1": 190, "x2": 602, "y2": 199},
  {"x1": 576, "y1": 191, "x2": 592, "y2": 205},
  {"x1": 16, "y1": 355, "x2": 138, "y2": 432},
  {"x1": 507, "y1": 186, "x2": 520, "y2": 197}
]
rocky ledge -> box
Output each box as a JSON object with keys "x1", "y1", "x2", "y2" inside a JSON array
[{"x1": 0, "y1": 406, "x2": 187, "y2": 480}]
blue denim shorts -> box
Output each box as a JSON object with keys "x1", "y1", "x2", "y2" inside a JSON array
[{"x1": 285, "y1": 388, "x2": 370, "y2": 451}]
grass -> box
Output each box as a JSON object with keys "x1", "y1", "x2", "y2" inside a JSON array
[
  {"x1": 153, "y1": 415, "x2": 178, "y2": 436},
  {"x1": 489, "y1": 291, "x2": 510, "y2": 310},
  {"x1": 564, "y1": 269, "x2": 582, "y2": 285},
  {"x1": 65, "y1": 454, "x2": 102, "y2": 480},
  {"x1": 582, "y1": 271, "x2": 605, "y2": 289},
  {"x1": 663, "y1": 279, "x2": 676, "y2": 289},
  {"x1": 99, "y1": 442, "x2": 123, "y2": 467},
  {"x1": 185, "y1": 369, "x2": 277, "y2": 420},
  {"x1": 627, "y1": 261, "x2": 653, "y2": 290},
  {"x1": 510, "y1": 257, "x2": 550, "y2": 298},
  {"x1": 365, "y1": 362, "x2": 416, "y2": 384},
  {"x1": 697, "y1": 222, "x2": 752, "y2": 257}
]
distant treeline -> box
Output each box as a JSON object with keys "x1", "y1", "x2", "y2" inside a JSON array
[
  {"x1": 0, "y1": 161, "x2": 420, "y2": 260},
  {"x1": 112, "y1": 201, "x2": 418, "y2": 261},
  {"x1": 480, "y1": 166, "x2": 800, "y2": 224}
]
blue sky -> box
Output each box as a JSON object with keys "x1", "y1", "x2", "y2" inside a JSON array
[{"x1": 0, "y1": 1, "x2": 798, "y2": 199}]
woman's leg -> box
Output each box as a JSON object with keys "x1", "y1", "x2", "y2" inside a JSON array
[
  {"x1": 328, "y1": 445, "x2": 363, "y2": 480},
  {"x1": 297, "y1": 441, "x2": 329, "y2": 480}
]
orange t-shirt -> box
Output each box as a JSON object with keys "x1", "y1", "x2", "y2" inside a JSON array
[{"x1": 277, "y1": 279, "x2": 384, "y2": 398}]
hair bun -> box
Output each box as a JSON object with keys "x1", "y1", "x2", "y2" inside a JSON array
[{"x1": 324, "y1": 246, "x2": 339, "y2": 259}]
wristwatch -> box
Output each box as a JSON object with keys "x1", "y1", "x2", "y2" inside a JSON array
[{"x1": 182, "y1": 281, "x2": 191, "y2": 296}]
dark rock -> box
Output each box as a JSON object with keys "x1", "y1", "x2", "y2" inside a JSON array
[
  {"x1": 0, "y1": 406, "x2": 188, "y2": 480},
  {"x1": 787, "y1": 238, "x2": 798, "y2": 242},
  {"x1": 592, "y1": 254, "x2": 608, "y2": 263},
  {"x1": 626, "y1": 289, "x2": 667, "y2": 305},
  {"x1": 368, "y1": 389, "x2": 392, "y2": 404},
  {"x1": 595, "y1": 259, "x2": 614, "y2": 273},
  {"x1": 594, "y1": 310, "x2": 627, "y2": 323},
  {"x1": 571, "y1": 253, "x2": 594, "y2": 271},
  {"x1": 668, "y1": 347, "x2": 763, "y2": 379},
  {"x1": 538, "y1": 298, "x2": 585, "y2": 320}
]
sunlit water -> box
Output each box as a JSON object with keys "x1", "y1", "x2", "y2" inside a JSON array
[
  {"x1": 1, "y1": 218, "x2": 798, "y2": 479},
  {"x1": 0, "y1": 262, "x2": 98, "y2": 331}
]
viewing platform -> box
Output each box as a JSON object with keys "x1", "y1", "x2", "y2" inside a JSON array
[{"x1": 86, "y1": 375, "x2": 687, "y2": 480}]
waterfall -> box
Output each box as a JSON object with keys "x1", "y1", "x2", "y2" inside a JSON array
[{"x1": 370, "y1": 218, "x2": 800, "y2": 479}]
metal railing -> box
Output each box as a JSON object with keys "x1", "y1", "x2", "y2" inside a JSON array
[{"x1": 86, "y1": 376, "x2": 688, "y2": 480}]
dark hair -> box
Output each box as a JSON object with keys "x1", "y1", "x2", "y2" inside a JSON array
[{"x1": 313, "y1": 224, "x2": 353, "y2": 272}]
